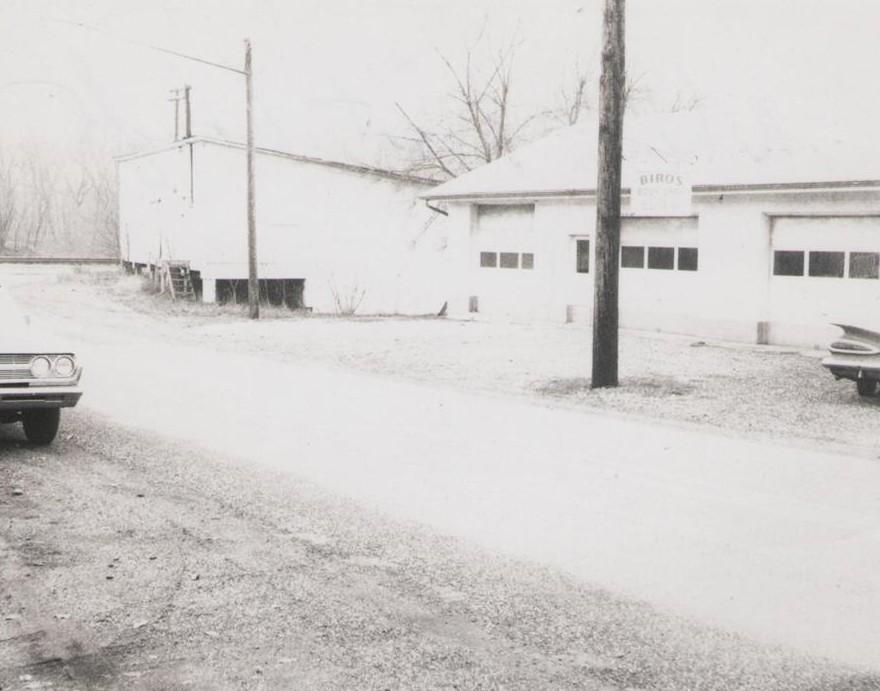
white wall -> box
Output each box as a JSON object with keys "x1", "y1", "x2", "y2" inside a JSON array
[
  {"x1": 118, "y1": 145, "x2": 194, "y2": 266},
  {"x1": 119, "y1": 142, "x2": 449, "y2": 315},
  {"x1": 445, "y1": 188, "x2": 880, "y2": 346}
]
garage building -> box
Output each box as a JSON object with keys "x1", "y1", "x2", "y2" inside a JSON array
[
  {"x1": 117, "y1": 136, "x2": 448, "y2": 315},
  {"x1": 422, "y1": 118, "x2": 880, "y2": 347}
]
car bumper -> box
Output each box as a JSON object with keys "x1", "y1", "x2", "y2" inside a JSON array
[
  {"x1": 821, "y1": 355, "x2": 880, "y2": 382},
  {"x1": 0, "y1": 385, "x2": 83, "y2": 410}
]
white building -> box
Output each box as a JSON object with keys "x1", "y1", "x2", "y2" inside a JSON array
[
  {"x1": 117, "y1": 136, "x2": 448, "y2": 315},
  {"x1": 422, "y1": 118, "x2": 880, "y2": 347}
]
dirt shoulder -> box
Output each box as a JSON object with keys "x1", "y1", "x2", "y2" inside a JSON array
[{"x1": 2, "y1": 412, "x2": 876, "y2": 691}]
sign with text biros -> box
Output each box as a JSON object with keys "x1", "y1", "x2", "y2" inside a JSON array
[{"x1": 630, "y1": 170, "x2": 693, "y2": 216}]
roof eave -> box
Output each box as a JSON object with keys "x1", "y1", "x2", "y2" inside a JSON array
[
  {"x1": 423, "y1": 179, "x2": 880, "y2": 203},
  {"x1": 117, "y1": 136, "x2": 440, "y2": 186}
]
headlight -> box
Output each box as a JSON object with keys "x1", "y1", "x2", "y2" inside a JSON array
[
  {"x1": 29, "y1": 356, "x2": 52, "y2": 378},
  {"x1": 53, "y1": 355, "x2": 76, "y2": 378}
]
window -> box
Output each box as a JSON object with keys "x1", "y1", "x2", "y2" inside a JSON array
[
  {"x1": 621, "y1": 246, "x2": 645, "y2": 268},
  {"x1": 576, "y1": 239, "x2": 590, "y2": 273},
  {"x1": 500, "y1": 252, "x2": 519, "y2": 269},
  {"x1": 481, "y1": 251, "x2": 533, "y2": 270},
  {"x1": 647, "y1": 246, "x2": 675, "y2": 270},
  {"x1": 773, "y1": 250, "x2": 804, "y2": 276},
  {"x1": 808, "y1": 251, "x2": 845, "y2": 278},
  {"x1": 480, "y1": 252, "x2": 497, "y2": 268},
  {"x1": 850, "y1": 252, "x2": 880, "y2": 279},
  {"x1": 677, "y1": 247, "x2": 699, "y2": 271}
]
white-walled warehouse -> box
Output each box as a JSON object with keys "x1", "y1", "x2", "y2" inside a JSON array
[
  {"x1": 425, "y1": 119, "x2": 880, "y2": 348},
  {"x1": 118, "y1": 137, "x2": 448, "y2": 315}
]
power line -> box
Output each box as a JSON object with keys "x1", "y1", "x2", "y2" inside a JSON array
[{"x1": 45, "y1": 16, "x2": 246, "y2": 75}]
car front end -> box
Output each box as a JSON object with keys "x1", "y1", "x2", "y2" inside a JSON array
[{"x1": 0, "y1": 353, "x2": 83, "y2": 412}]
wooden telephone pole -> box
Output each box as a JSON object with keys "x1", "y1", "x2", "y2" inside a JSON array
[
  {"x1": 244, "y1": 39, "x2": 259, "y2": 320},
  {"x1": 591, "y1": 0, "x2": 626, "y2": 388}
]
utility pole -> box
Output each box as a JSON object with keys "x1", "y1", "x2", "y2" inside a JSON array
[
  {"x1": 169, "y1": 88, "x2": 182, "y2": 140},
  {"x1": 591, "y1": 0, "x2": 626, "y2": 389},
  {"x1": 244, "y1": 39, "x2": 259, "y2": 320},
  {"x1": 183, "y1": 84, "x2": 192, "y2": 139}
]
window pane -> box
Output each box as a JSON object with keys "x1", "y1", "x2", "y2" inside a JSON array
[
  {"x1": 521, "y1": 253, "x2": 534, "y2": 270},
  {"x1": 647, "y1": 246, "x2": 675, "y2": 270},
  {"x1": 576, "y1": 239, "x2": 590, "y2": 273},
  {"x1": 808, "y1": 251, "x2": 845, "y2": 278},
  {"x1": 850, "y1": 252, "x2": 880, "y2": 279},
  {"x1": 621, "y1": 246, "x2": 645, "y2": 268},
  {"x1": 773, "y1": 250, "x2": 804, "y2": 276},
  {"x1": 500, "y1": 252, "x2": 519, "y2": 269},
  {"x1": 678, "y1": 247, "x2": 699, "y2": 271},
  {"x1": 480, "y1": 251, "x2": 497, "y2": 268}
]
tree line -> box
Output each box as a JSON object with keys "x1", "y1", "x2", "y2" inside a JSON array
[{"x1": 0, "y1": 145, "x2": 118, "y2": 258}]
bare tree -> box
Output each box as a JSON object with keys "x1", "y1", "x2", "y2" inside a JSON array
[
  {"x1": 394, "y1": 28, "x2": 703, "y2": 180},
  {"x1": 0, "y1": 152, "x2": 19, "y2": 252},
  {"x1": 560, "y1": 68, "x2": 653, "y2": 126},
  {"x1": 81, "y1": 157, "x2": 119, "y2": 255},
  {"x1": 557, "y1": 65, "x2": 592, "y2": 126},
  {"x1": 396, "y1": 33, "x2": 544, "y2": 180}
]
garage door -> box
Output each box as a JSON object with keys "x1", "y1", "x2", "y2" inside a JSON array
[
  {"x1": 471, "y1": 204, "x2": 540, "y2": 319},
  {"x1": 768, "y1": 216, "x2": 880, "y2": 345}
]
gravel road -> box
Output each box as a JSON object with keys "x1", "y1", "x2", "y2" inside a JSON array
[{"x1": 2, "y1": 413, "x2": 877, "y2": 691}]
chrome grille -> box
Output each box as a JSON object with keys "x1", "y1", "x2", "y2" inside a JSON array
[
  {"x1": 0, "y1": 354, "x2": 34, "y2": 380},
  {"x1": 0, "y1": 369, "x2": 33, "y2": 380},
  {"x1": 0, "y1": 354, "x2": 33, "y2": 366}
]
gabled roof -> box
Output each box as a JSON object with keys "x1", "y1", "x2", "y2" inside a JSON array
[
  {"x1": 117, "y1": 136, "x2": 439, "y2": 187},
  {"x1": 423, "y1": 113, "x2": 880, "y2": 201}
]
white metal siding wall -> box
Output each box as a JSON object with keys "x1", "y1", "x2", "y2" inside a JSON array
[
  {"x1": 119, "y1": 148, "x2": 193, "y2": 266},
  {"x1": 124, "y1": 142, "x2": 448, "y2": 315}
]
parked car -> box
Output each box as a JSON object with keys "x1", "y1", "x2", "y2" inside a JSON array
[
  {"x1": 0, "y1": 286, "x2": 83, "y2": 444},
  {"x1": 822, "y1": 324, "x2": 880, "y2": 397}
]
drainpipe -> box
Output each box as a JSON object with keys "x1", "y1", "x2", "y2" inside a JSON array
[{"x1": 424, "y1": 200, "x2": 448, "y2": 216}]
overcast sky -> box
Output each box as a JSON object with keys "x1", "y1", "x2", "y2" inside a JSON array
[{"x1": 1, "y1": 0, "x2": 878, "y2": 167}]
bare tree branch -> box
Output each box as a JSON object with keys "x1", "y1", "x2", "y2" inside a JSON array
[{"x1": 395, "y1": 102, "x2": 457, "y2": 178}]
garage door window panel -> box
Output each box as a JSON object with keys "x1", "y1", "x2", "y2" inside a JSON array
[
  {"x1": 808, "y1": 251, "x2": 845, "y2": 278},
  {"x1": 849, "y1": 252, "x2": 879, "y2": 279},
  {"x1": 677, "y1": 247, "x2": 698, "y2": 271},
  {"x1": 773, "y1": 250, "x2": 805, "y2": 276},
  {"x1": 647, "y1": 246, "x2": 675, "y2": 270},
  {"x1": 480, "y1": 252, "x2": 497, "y2": 268},
  {"x1": 500, "y1": 252, "x2": 519, "y2": 269},
  {"x1": 621, "y1": 246, "x2": 645, "y2": 268}
]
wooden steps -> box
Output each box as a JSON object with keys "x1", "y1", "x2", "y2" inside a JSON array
[{"x1": 160, "y1": 260, "x2": 195, "y2": 301}]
